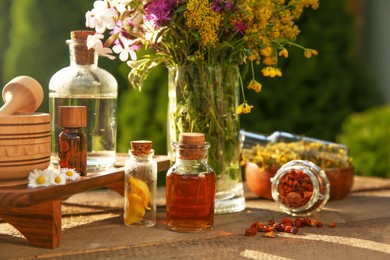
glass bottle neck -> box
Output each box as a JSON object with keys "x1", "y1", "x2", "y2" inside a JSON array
[
  {"x1": 175, "y1": 157, "x2": 208, "y2": 166},
  {"x1": 62, "y1": 127, "x2": 83, "y2": 133},
  {"x1": 67, "y1": 40, "x2": 98, "y2": 67},
  {"x1": 130, "y1": 151, "x2": 155, "y2": 162}
]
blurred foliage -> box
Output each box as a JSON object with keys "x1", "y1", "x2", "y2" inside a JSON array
[
  {"x1": 0, "y1": 0, "x2": 386, "y2": 177},
  {"x1": 337, "y1": 105, "x2": 390, "y2": 178},
  {"x1": 240, "y1": 1, "x2": 384, "y2": 141}
]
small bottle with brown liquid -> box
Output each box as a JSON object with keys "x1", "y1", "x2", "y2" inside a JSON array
[
  {"x1": 58, "y1": 106, "x2": 87, "y2": 176},
  {"x1": 166, "y1": 133, "x2": 216, "y2": 232}
]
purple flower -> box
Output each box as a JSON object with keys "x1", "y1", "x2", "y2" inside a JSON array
[
  {"x1": 211, "y1": 0, "x2": 235, "y2": 13},
  {"x1": 145, "y1": 0, "x2": 177, "y2": 28},
  {"x1": 211, "y1": 0, "x2": 223, "y2": 13}
]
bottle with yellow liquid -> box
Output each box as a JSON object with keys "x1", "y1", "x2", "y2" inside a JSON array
[{"x1": 124, "y1": 140, "x2": 157, "y2": 227}]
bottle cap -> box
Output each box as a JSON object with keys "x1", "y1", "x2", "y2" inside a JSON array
[
  {"x1": 58, "y1": 106, "x2": 87, "y2": 128},
  {"x1": 179, "y1": 133, "x2": 205, "y2": 146},
  {"x1": 131, "y1": 140, "x2": 153, "y2": 156},
  {"x1": 69, "y1": 30, "x2": 96, "y2": 65}
]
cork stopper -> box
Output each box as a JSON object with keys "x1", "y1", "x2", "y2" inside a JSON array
[
  {"x1": 131, "y1": 140, "x2": 153, "y2": 156},
  {"x1": 58, "y1": 106, "x2": 87, "y2": 128},
  {"x1": 177, "y1": 133, "x2": 208, "y2": 160},
  {"x1": 69, "y1": 30, "x2": 96, "y2": 65},
  {"x1": 179, "y1": 133, "x2": 205, "y2": 146}
]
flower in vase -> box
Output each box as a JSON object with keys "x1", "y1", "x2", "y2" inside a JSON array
[{"x1": 85, "y1": 0, "x2": 319, "y2": 112}]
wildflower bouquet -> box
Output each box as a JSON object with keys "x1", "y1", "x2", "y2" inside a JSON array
[
  {"x1": 86, "y1": 0, "x2": 319, "y2": 112},
  {"x1": 85, "y1": 0, "x2": 319, "y2": 213}
]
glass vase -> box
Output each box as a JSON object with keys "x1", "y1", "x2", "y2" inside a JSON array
[{"x1": 167, "y1": 65, "x2": 245, "y2": 214}]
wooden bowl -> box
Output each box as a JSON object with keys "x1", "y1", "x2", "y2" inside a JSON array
[
  {"x1": 245, "y1": 162, "x2": 354, "y2": 200},
  {"x1": 0, "y1": 112, "x2": 51, "y2": 181}
]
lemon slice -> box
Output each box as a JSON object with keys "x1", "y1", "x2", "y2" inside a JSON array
[{"x1": 129, "y1": 176, "x2": 152, "y2": 210}]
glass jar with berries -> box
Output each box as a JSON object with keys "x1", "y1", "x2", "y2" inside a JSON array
[{"x1": 270, "y1": 160, "x2": 330, "y2": 216}]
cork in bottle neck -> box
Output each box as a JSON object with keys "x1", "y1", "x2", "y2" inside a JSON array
[
  {"x1": 58, "y1": 106, "x2": 87, "y2": 128},
  {"x1": 131, "y1": 140, "x2": 153, "y2": 156},
  {"x1": 175, "y1": 133, "x2": 209, "y2": 160},
  {"x1": 68, "y1": 30, "x2": 96, "y2": 65}
]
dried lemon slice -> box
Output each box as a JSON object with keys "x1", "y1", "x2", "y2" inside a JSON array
[
  {"x1": 124, "y1": 193, "x2": 146, "y2": 224},
  {"x1": 129, "y1": 176, "x2": 151, "y2": 210}
]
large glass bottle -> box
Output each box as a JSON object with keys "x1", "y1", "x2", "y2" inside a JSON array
[
  {"x1": 166, "y1": 133, "x2": 216, "y2": 232},
  {"x1": 49, "y1": 30, "x2": 117, "y2": 172}
]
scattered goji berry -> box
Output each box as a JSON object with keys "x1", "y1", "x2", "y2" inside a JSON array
[
  {"x1": 268, "y1": 219, "x2": 275, "y2": 226},
  {"x1": 274, "y1": 223, "x2": 285, "y2": 232},
  {"x1": 284, "y1": 226, "x2": 292, "y2": 233},
  {"x1": 328, "y1": 222, "x2": 337, "y2": 228},
  {"x1": 282, "y1": 218, "x2": 293, "y2": 226},
  {"x1": 290, "y1": 226, "x2": 299, "y2": 234},
  {"x1": 245, "y1": 227, "x2": 258, "y2": 236},
  {"x1": 294, "y1": 218, "x2": 303, "y2": 227},
  {"x1": 316, "y1": 221, "x2": 323, "y2": 228},
  {"x1": 251, "y1": 221, "x2": 264, "y2": 229}
]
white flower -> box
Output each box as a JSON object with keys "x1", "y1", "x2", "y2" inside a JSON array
[
  {"x1": 87, "y1": 34, "x2": 116, "y2": 60},
  {"x1": 60, "y1": 168, "x2": 81, "y2": 181},
  {"x1": 85, "y1": 0, "x2": 117, "y2": 34},
  {"x1": 28, "y1": 169, "x2": 52, "y2": 188},
  {"x1": 50, "y1": 171, "x2": 66, "y2": 186},
  {"x1": 112, "y1": 36, "x2": 139, "y2": 61}
]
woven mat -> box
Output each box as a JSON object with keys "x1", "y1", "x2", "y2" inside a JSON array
[{"x1": 1, "y1": 177, "x2": 390, "y2": 259}]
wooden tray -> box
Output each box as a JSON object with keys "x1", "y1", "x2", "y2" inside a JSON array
[{"x1": 0, "y1": 155, "x2": 170, "y2": 249}]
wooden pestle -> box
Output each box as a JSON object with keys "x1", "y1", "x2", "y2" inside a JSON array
[{"x1": 0, "y1": 76, "x2": 44, "y2": 115}]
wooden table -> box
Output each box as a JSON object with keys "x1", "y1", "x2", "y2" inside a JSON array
[
  {"x1": 0, "y1": 155, "x2": 170, "y2": 249},
  {"x1": 1, "y1": 171, "x2": 390, "y2": 259}
]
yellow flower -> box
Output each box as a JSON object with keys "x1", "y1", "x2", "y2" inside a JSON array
[
  {"x1": 238, "y1": 102, "x2": 254, "y2": 114},
  {"x1": 262, "y1": 66, "x2": 282, "y2": 77},
  {"x1": 279, "y1": 49, "x2": 288, "y2": 58},
  {"x1": 247, "y1": 79, "x2": 262, "y2": 93},
  {"x1": 304, "y1": 49, "x2": 318, "y2": 58}
]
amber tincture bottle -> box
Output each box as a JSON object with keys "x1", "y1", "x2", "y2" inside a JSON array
[
  {"x1": 58, "y1": 106, "x2": 87, "y2": 176},
  {"x1": 166, "y1": 133, "x2": 216, "y2": 232}
]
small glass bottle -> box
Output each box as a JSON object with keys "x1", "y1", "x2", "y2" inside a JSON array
[
  {"x1": 166, "y1": 133, "x2": 216, "y2": 232},
  {"x1": 271, "y1": 160, "x2": 330, "y2": 216},
  {"x1": 124, "y1": 140, "x2": 157, "y2": 227},
  {"x1": 58, "y1": 106, "x2": 87, "y2": 176},
  {"x1": 49, "y1": 30, "x2": 118, "y2": 172}
]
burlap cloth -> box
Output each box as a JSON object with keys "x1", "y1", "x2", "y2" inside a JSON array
[{"x1": 1, "y1": 176, "x2": 390, "y2": 259}]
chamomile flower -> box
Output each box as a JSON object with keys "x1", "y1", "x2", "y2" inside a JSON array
[
  {"x1": 50, "y1": 170, "x2": 66, "y2": 186},
  {"x1": 28, "y1": 169, "x2": 52, "y2": 188},
  {"x1": 60, "y1": 168, "x2": 81, "y2": 181}
]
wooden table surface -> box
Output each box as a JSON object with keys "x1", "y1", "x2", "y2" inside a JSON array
[{"x1": 1, "y1": 175, "x2": 390, "y2": 259}]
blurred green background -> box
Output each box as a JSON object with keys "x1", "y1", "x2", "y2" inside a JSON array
[{"x1": 0, "y1": 0, "x2": 389, "y2": 177}]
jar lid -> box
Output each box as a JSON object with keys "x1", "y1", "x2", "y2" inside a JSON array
[
  {"x1": 131, "y1": 140, "x2": 153, "y2": 156},
  {"x1": 58, "y1": 106, "x2": 87, "y2": 128}
]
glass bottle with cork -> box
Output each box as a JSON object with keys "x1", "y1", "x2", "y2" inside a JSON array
[
  {"x1": 124, "y1": 140, "x2": 157, "y2": 227},
  {"x1": 58, "y1": 106, "x2": 87, "y2": 176},
  {"x1": 166, "y1": 133, "x2": 216, "y2": 232},
  {"x1": 49, "y1": 30, "x2": 117, "y2": 172}
]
